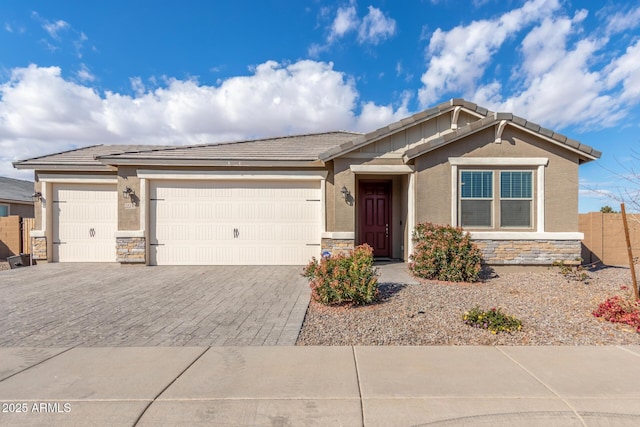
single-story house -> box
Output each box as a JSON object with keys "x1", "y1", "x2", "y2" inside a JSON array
[
  {"x1": 0, "y1": 176, "x2": 35, "y2": 218},
  {"x1": 13, "y1": 99, "x2": 600, "y2": 266}
]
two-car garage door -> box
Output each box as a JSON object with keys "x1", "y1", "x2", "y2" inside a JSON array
[{"x1": 149, "y1": 180, "x2": 321, "y2": 265}]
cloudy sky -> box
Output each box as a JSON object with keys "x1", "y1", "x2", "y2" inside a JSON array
[{"x1": 1, "y1": 0, "x2": 639, "y2": 212}]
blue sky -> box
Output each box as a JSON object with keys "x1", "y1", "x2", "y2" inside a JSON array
[{"x1": 1, "y1": 0, "x2": 639, "y2": 212}]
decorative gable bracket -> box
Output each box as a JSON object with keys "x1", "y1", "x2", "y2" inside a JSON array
[
  {"x1": 451, "y1": 106, "x2": 461, "y2": 130},
  {"x1": 495, "y1": 120, "x2": 508, "y2": 143}
]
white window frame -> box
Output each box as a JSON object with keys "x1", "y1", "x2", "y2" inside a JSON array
[
  {"x1": 450, "y1": 157, "x2": 547, "y2": 233},
  {"x1": 499, "y1": 170, "x2": 534, "y2": 229},
  {"x1": 459, "y1": 170, "x2": 494, "y2": 228}
]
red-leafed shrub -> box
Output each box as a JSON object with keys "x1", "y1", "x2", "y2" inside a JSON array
[
  {"x1": 303, "y1": 244, "x2": 379, "y2": 305},
  {"x1": 409, "y1": 222, "x2": 483, "y2": 282},
  {"x1": 593, "y1": 296, "x2": 640, "y2": 332}
]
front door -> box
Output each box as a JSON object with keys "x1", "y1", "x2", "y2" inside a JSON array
[{"x1": 358, "y1": 181, "x2": 391, "y2": 257}]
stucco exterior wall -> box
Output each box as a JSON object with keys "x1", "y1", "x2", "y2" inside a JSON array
[
  {"x1": 351, "y1": 110, "x2": 480, "y2": 158},
  {"x1": 33, "y1": 179, "x2": 43, "y2": 230},
  {"x1": 332, "y1": 158, "x2": 355, "y2": 232},
  {"x1": 413, "y1": 126, "x2": 581, "y2": 232},
  {"x1": 118, "y1": 166, "x2": 141, "y2": 231}
]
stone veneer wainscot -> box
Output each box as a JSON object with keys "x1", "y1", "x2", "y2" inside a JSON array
[{"x1": 473, "y1": 239, "x2": 581, "y2": 265}]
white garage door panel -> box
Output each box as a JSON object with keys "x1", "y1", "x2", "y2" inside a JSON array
[
  {"x1": 53, "y1": 184, "x2": 117, "y2": 262},
  {"x1": 150, "y1": 180, "x2": 321, "y2": 265}
]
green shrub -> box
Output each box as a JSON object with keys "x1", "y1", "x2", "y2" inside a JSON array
[
  {"x1": 409, "y1": 222, "x2": 483, "y2": 282},
  {"x1": 463, "y1": 307, "x2": 523, "y2": 334},
  {"x1": 303, "y1": 244, "x2": 379, "y2": 305}
]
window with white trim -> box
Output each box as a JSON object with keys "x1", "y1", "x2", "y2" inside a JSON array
[
  {"x1": 500, "y1": 171, "x2": 532, "y2": 228},
  {"x1": 459, "y1": 169, "x2": 534, "y2": 229},
  {"x1": 0, "y1": 204, "x2": 8, "y2": 217},
  {"x1": 460, "y1": 171, "x2": 493, "y2": 227}
]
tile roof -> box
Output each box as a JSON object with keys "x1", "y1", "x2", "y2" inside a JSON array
[
  {"x1": 96, "y1": 132, "x2": 362, "y2": 163},
  {"x1": 12, "y1": 99, "x2": 601, "y2": 169},
  {"x1": 0, "y1": 176, "x2": 34, "y2": 203},
  {"x1": 13, "y1": 145, "x2": 169, "y2": 168}
]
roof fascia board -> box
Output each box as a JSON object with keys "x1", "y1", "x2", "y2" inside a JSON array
[
  {"x1": 320, "y1": 104, "x2": 484, "y2": 162},
  {"x1": 97, "y1": 158, "x2": 325, "y2": 167},
  {"x1": 12, "y1": 163, "x2": 112, "y2": 171}
]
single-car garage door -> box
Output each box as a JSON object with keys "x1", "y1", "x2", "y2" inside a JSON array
[
  {"x1": 52, "y1": 183, "x2": 117, "y2": 262},
  {"x1": 150, "y1": 180, "x2": 322, "y2": 265}
]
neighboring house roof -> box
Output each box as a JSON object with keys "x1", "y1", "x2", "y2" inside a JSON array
[
  {"x1": 12, "y1": 99, "x2": 601, "y2": 169},
  {"x1": 95, "y1": 132, "x2": 362, "y2": 166},
  {"x1": 0, "y1": 176, "x2": 34, "y2": 203}
]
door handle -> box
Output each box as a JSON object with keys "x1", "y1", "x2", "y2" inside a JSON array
[
  {"x1": 89, "y1": 228, "x2": 95, "y2": 238},
  {"x1": 233, "y1": 228, "x2": 239, "y2": 238},
  {"x1": 385, "y1": 224, "x2": 389, "y2": 237}
]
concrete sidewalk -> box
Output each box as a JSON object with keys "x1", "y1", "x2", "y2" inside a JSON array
[{"x1": 1, "y1": 346, "x2": 640, "y2": 426}]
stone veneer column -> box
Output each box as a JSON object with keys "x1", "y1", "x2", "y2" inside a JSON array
[
  {"x1": 116, "y1": 237, "x2": 146, "y2": 264},
  {"x1": 31, "y1": 236, "x2": 47, "y2": 261},
  {"x1": 321, "y1": 238, "x2": 355, "y2": 257}
]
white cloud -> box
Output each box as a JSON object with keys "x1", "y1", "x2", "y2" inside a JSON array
[
  {"x1": 357, "y1": 6, "x2": 396, "y2": 45},
  {"x1": 606, "y1": 5, "x2": 640, "y2": 35},
  {"x1": 605, "y1": 39, "x2": 640, "y2": 103},
  {"x1": 76, "y1": 63, "x2": 95, "y2": 82},
  {"x1": 417, "y1": 0, "x2": 640, "y2": 131},
  {"x1": 5, "y1": 23, "x2": 13, "y2": 33},
  {"x1": 42, "y1": 19, "x2": 69, "y2": 39},
  {"x1": 0, "y1": 61, "x2": 407, "y2": 179},
  {"x1": 329, "y1": 4, "x2": 358, "y2": 42},
  {"x1": 311, "y1": 3, "x2": 396, "y2": 54},
  {"x1": 419, "y1": 0, "x2": 562, "y2": 105}
]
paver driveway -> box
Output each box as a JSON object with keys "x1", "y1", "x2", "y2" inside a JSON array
[{"x1": 0, "y1": 263, "x2": 310, "y2": 346}]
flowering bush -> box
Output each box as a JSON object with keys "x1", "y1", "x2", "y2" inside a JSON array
[
  {"x1": 409, "y1": 222, "x2": 483, "y2": 282},
  {"x1": 303, "y1": 244, "x2": 379, "y2": 305},
  {"x1": 463, "y1": 307, "x2": 523, "y2": 334},
  {"x1": 593, "y1": 296, "x2": 640, "y2": 332}
]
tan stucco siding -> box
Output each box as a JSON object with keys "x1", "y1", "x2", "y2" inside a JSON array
[
  {"x1": 333, "y1": 158, "x2": 355, "y2": 232},
  {"x1": 353, "y1": 110, "x2": 482, "y2": 157},
  {"x1": 33, "y1": 179, "x2": 43, "y2": 230},
  {"x1": 118, "y1": 166, "x2": 141, "y2": 231},
  {"x1": 413, "y1": 126, "x2": 581, "y2": 232}
]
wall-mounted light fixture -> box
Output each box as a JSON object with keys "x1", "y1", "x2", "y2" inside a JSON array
[
  {"x1": 340, "y1": 185, "x2": 350, "y2": 201},
  {"x1": 31, "y1": 191, "x2": 42, "y2": 202},
  {"x1": 122, "y1": 187, "x2": 134, "y2": 199}
]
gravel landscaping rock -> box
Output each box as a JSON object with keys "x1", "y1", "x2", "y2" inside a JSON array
[
  {"x1": 0, "y1": 262, "x2": 9, "y2": 271},
  {"x1": 296, "y1": 265, "x2": 640, "y2": 345}
]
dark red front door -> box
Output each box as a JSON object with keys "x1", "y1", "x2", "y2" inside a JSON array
[{"x1": 358, "y1": 181, "x2": 391, "y2": 257}]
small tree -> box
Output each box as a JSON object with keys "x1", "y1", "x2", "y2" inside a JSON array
[{"x1": 600, "y1": 205, "x2": 617, "y2": 213}]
